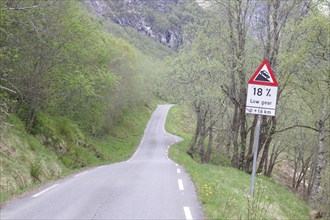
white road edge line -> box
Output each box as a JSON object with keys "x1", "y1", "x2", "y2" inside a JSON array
[
  {"x1": 177, "y1": 168, "x2": 181, "y2": 174},
  {"x1": 32, "y1": 184, "x2": 59, "y2": 198},
  {"x1": 166, "y1": 144, "x2": 179, "y2": 166},
  {"x1": 74, "y1": 171, "x2": 88, "y2": 178},
  {"x1": 184, "y1": 207, "x2": 193, "y2": 220},
  {"x1": 129, "y1": 109, "x2": 152, "y2": 161},
  {"x1": 178, "y1": 179, "x2": 184, "y2": 191}
]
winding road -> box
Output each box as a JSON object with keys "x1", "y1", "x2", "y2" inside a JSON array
[{"x1": 0, "y1": 104, "x2": 204, "y2": 220}]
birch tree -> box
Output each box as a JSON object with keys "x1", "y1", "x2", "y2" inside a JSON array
[{"x1": 280, "y1": 8, "x2": 329, "y2": 209}]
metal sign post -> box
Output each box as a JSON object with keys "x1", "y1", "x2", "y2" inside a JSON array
[{"x1": 246, "y1": 59, "x2": 278, "y2": 197}]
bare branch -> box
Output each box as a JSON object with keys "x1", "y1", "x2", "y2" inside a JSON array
[
  {"x1": 0, "y1": 85, "x2": 16, "y2": 94},
  {"x1": 275, "y1": 124, "x2": 319, "y2": 133}
]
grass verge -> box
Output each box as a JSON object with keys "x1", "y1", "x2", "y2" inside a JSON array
[
  {"x1": 0, "y1": 104, "x2": 155, "y2": 205},
  {"x1": 166, "y1": 105, "x2": 311, "y2": 219}
]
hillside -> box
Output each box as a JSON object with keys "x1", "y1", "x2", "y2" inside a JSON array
[
  {"x1": 87, "y1": 0, "x2": 201, "y2": 50},
  {"x1": 166, "y1": 105, "x2": 311, "y2": 219},
  {"x1": 0, "y1": 104, "x2": 156, "y2": 204},
  {"x1": 0, "y1": 0, "x2": 159, "y2": 204}
]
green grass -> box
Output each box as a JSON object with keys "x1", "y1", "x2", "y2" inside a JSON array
[
  {"x1": 0, "y1": 104, "x2": 155, "y2": 205},
  {"x1": 166, "y1": 105, "x2": 311, "y2": 219},
  {"x1": 0, "y1": 115, "x2": 65, "y2": 204},
  {"x1": 90, "y1": 106, "x2": 155, "y2": 164}
]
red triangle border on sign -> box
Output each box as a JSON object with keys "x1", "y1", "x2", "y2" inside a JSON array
[{"x1": 248, "y1": 59, "x2": 278, "y2": 86}]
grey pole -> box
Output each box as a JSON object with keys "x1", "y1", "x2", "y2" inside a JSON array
[{"x1": 249, "y1": 114, "x2": 262, "y2": 197}]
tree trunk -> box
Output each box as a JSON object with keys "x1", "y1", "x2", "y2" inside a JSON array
[
  {"x1": 198, "y1": 111, "x2": 207, "y2": 163},
  {"x1": 310, "y1": 98, "x2": 327, "y2": 208},
  {"x1": 231, "y1": 106, "x2": 240, "y2": 168},
  {"x1": 237, "y1": 0, "x2": 247, "y2": 171},
  {"x1": 258, "y1": 136, "x2": 271, "y2": 173},
  {"x1": 264, "y1": 142, "x2": 283, "y2": 177},
  {"x1": 188, "y1": 103, "x2": 201, "y2": 158},
  {"x1": 292, "y1": 147, "x2": 299, "y2": 189},
  {"x1": 26, "y1": 97, "x2": 38, "y2": 131},
  {"x1": 256, "y1": 116, "x2": 268, "y2": 173},
  {"x1": 198, "y1": 117, "x2": 206, "y2": 163},
  {"x1": 259, "y1": 114, "x2": 277, "y2": 173},
  {"x1": 204, "y1": 120, "x2": 215, "y2": 163},
  {"x1": 244, "y1": 115, "x2": 258, "y2": 172},
  {"x1": 238, "y1": 94, "x2": 247, "y2": 170},
  {"x1": 307, "y1": 161, "x2": 316, "y2": 198}
]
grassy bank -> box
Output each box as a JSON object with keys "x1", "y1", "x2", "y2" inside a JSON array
[
  {"x1": 0, "y1": 104, "x2": 154, "y2": 205},
  {"x1": 166, "y1": 105, "x2": 311, "y2": 219}
]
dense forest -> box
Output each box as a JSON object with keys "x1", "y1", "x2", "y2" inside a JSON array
[{"x1": 0, "y1": 0, "x2": 329, "y2": 218}]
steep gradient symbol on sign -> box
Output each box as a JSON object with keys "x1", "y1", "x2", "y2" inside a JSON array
[
  {"x1": 255, "y1": 70, "x2": 270, "y2": 82},
  {"x1": 248, "y1": 59, "x2": 278, "y2": 86}
]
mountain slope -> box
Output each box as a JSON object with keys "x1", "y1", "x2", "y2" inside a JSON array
[{"x1": 87, "y1": 0, "x2": 201, "y2": 50}]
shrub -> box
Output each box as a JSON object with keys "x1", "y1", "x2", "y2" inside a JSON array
[{"x1": 29, "y1": 161, "x2": 42, "y2": 182}]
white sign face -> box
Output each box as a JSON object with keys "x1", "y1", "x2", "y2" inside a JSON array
[{"x1": 246, "y1": 84, "x2": 278, "y2": 116}]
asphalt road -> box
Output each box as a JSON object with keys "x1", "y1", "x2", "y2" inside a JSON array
[{"x1": 0, "y1": 104, "x2": 204, "y2": 220}]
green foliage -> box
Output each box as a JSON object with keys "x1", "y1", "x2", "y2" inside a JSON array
[
  {"x1": 0, "y1": 0, "x2": 157, "y2": 137},
  {"x1": 278, "y1": 10, "x2": 329, "y2": 214},
  {"x1": 31, "y1": 113, "x2": 101, "y2": 169},
  {"x1": 161, "y1": 1, "x2": 328, "y2": 216},
  {"x1": 0, "y1": 103, "x2": 154, "y2": 204},
  {"x1": 166, "y1": 105, "x2": 311, "y2": 219},
  {"x1": 102, "y1": 20, "x2": 174, "y2": 59},
  {"x1": 0, "y1": 114, "x2": 64, "y2": 203},
  {"x1": 246, "y1": 186, "x2": 270, "y2": 220},
  {"x1": 29, "y1": 161, "x2": 42, "y2": 182},
  {"x1": 91, "y1": 104, "x2": 155, "y2": 163},
  {"x1": 0, "y1": 0, "x2": 164, "y2": 204}
]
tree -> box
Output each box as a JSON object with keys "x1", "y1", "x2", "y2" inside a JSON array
[
  {"x1": 0, "y1": 0, "x2": 145, "y2": 136},
  {"x1": 280, "y1": 8, "x2": 329, "y2": 209},
  {"x1": 212, "y1": 0, "x2": 257, "y2": 169},
  {"x1": 162, "y1": 19, "x2": 229, "y2": 162},
  {"x1": 241, "y1": 0, "x2": 311, "y2": 175}
]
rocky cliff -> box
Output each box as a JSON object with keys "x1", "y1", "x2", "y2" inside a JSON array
[{"x1": 88, "y1": 0, "x2": 199, "y2": 49}]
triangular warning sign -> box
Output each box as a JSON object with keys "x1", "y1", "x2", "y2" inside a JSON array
[{"x1": 248, "y1": 59, "x2": 278, "y2": 86}]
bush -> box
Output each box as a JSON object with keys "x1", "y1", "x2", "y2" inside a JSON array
[{"x1": 29, "y1": 161, "x2": 42, "y2": 182}]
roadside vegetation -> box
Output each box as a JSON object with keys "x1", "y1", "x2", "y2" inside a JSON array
[
  {"x1": 0, "y1": 104, "x2": 154, "y2": 204},
  {"x1": 0, "y1": 0, "x2": 161, "y2": 204},
  {"x1": 160, "y1": 1, "x2": 329, "y2": 217},
  {"x1": 166, "y1": 105, "x2": 311, "y2": 219}
]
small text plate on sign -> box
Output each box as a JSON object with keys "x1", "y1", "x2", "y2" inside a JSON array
[
  {"x1": 246, "y1": 84, "x2": 278, "y2": 116},
  {"x1": 246, "y1": 59, "x2": 278, "y2": 116}
]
